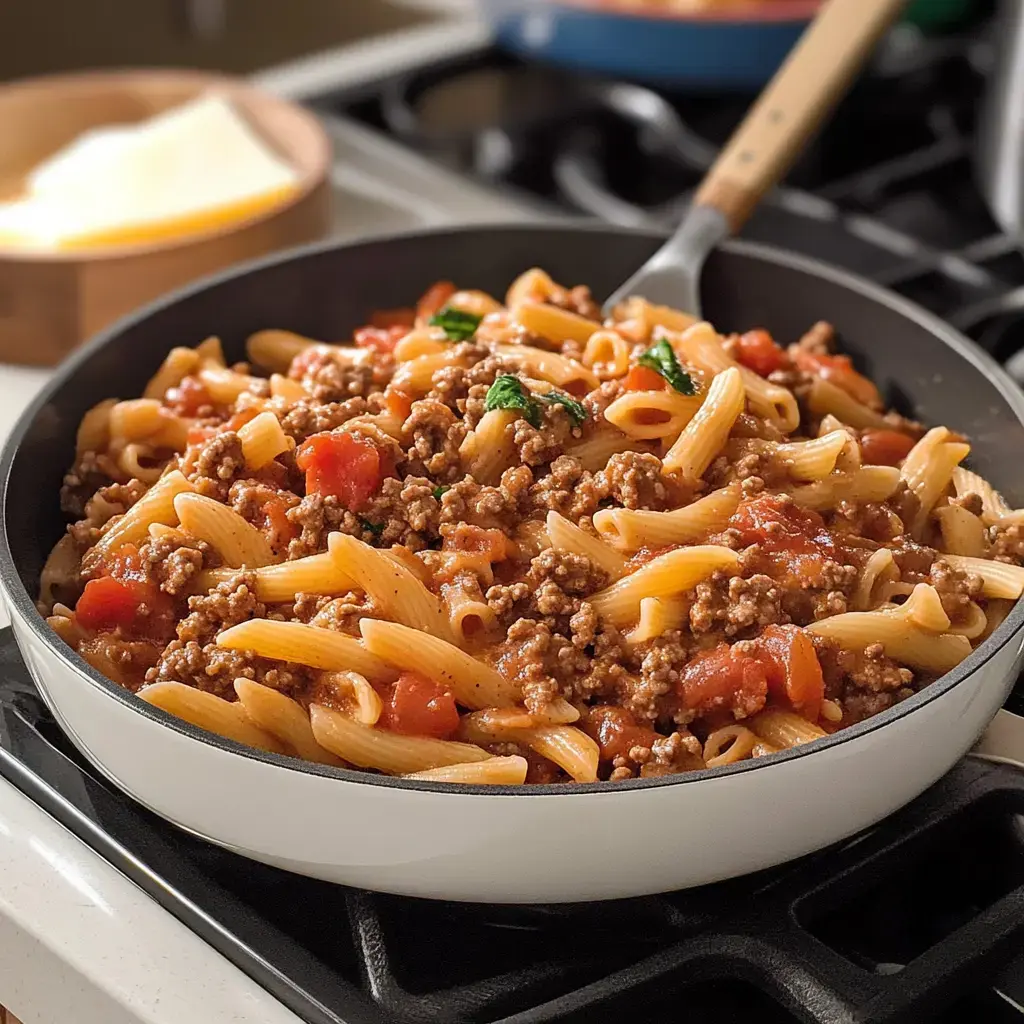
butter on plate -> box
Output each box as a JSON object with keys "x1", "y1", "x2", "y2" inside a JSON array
[{"x1": 0, "y1": 94, "x2": 302, "y2": 251}]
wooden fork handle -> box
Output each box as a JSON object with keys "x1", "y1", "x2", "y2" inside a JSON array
[{"x1": 693, "y1": 0, "x2": 907, "y2": 232}]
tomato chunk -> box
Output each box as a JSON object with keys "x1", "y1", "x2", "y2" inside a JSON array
[
  {"x1": 584, "y1": 706, "x2": 660, "y2": 761},
  {"x1": 677, "y1": 645, "x2": 768, "y2": 718},
  {"x1": 166, "y1": 376, "x2": 213, "y2": 417},
  {"x1": 859, "y1": 429, "x2": 916, "y2": 466},
  {"x1": 752, "y1": 623, "x2": 824, "y2": 721},
  {"x1": 734, "y1": 329, "x2": 784, "y2": 377},
  {"x1": 730, "y1": 494, "x2": 833, "y2": 559},
  {"x1": 792, "y1": 349, "x2": 880, "y2": 408},
  {"x1": 259, "y1": 497, "x2": 297, "y2": 552},
  {"x1": 623, "y1": 365, "x2": 667, "y2": 392},
  {"x1": 377, "y1": 672, "x2": 460, "y2": 739},
  {"x1": 416, "y1": 280, "x2": 457, "y2": 321},
  {"x1": 76, "y1": 576, "x2": 146, "y2": 632},
  {"x1": 371, "y1": 307, "x2": 416, "y2": 329},
  {"x1": 354, "y1": 325, "x2": 407, "y2": 355},
  {"x1": 295, "y1": 431, "x2": 385, "y2": 511}
]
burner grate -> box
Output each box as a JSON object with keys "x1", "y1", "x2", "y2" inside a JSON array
[{"x1": 0, "y1": 629, "x2": 1021, "y2": 1024}]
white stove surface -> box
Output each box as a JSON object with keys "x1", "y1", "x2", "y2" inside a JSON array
[{"x1": 0, "y1": 24, "x2": 1021, "y2": 1022}]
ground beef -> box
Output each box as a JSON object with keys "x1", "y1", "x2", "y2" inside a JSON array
[
  {"x1": 140, "y1": 529, "x2": 214, "y2": 596},
  {"x1": 929, "y1": 559, "x2": 983, "y2": 621},
  {"x1": 279, "y1": 397, "x2": 371, "y2": 442},
  {"x1": 189, "y1": 432, "x2": 245, "y2": 500},
  {"x1": 286, "y1": 493, "x2": 385, "y2": 557},
  {"x1": 819, "y1": 640, "x2": 915, "y2": 725},
  {"x1": 888, "y1": 480, "x2": 921, "y2": 533},
  {"x1": 436, "y1": 471, "x2": 529, "y2": 532},
  {"x1": 494, "y1": 618, "x2": 588, "y2": 713},
  {"x1": 889, "y1": 535, "x2": 936, "y2": 581},
  {"x1": 990, "y1": 522, "x2": 1024, "y2": 564},
  {"x1": 176, "y1": 572, "x2": 264, "y2": 645},
  {"x1": 832, "y1": 501, "x2": 904, "y2": 543},
  {"x1": 951, "y1": 492, "x2": 984, "y2": 516},
  {"x1": 528, "y1": 455, "x2": 599, "y2": 521},
  {"x1": 309, "y1": 592, "x2": 374, "y2": 635},
  {"x1": 426, "y1": 349, "x2": 511, "y2": 414},
  {"x1": 595, "y1": 451, "x2": 671, "y2": 510},
  {"x1": 78, "y1": 634, "x2": 163, "y2": 692},
  {"x1": 60, "y1": 452, "x2": 130, "y2": 520},
  {"x1": 356, "y1": 476, "x2": 442, "y2": 550},
  {"x1": 688, "y1": 572, "x2": 784, "y2": 636},
  {"x1": 512, "y1": 403, "x2": 579, "y2": 468},
  {"x1": 67, "y1": 478, "x2": 149, "y2": 554},
  {"x1": 583, "y1": 380, "x2": 625, "y2": 421},
  {"x1": 628, "y1": 633, "x2": 688, "y2": 722},
  {"x1": 545, "y1": 283, "x2": 601, "y2": 321},
  {"x1": 403, "y1": 399, "x2": 465, "y2": 480},
  {"x1": 291, "y1": 349, "x2": 393, "y2": 403}
]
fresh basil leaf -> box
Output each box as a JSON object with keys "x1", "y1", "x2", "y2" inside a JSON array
[
  {"x1": 428, "y1": 306, "x2": 482, "y2": 342},
  {"x1": 359, "y1": 518, "x2": 385, "y2": 536},
  {"x1": 538, "y1": 389, "x2": 587, "y2": 427},
  {"x1": 637, "y1": 338, "x2": 696, "y2": 395},
  {"x1": 484, "y1": 374, "x2": 541, "y2": 428},
  {"x1": 433, "y1": 485, "x2": 450, "y2": 500}
]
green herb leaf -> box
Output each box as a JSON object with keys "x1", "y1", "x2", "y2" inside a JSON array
[
  {"x1": 359, "y1": 518, "x2": 385, "y2": 536},
  {"x1": 538, "y1": 389, "x2": 587, "y2": 427},
  {"x1": 428, "y1": 306, "x2": 482, "y2": 342},
  {"x1": 484, "y1": 374, "x2": 541, "y2": 428},
  {"x1": 637, "y1": 338, "x2": 696, "y2": 395},
  {"x1": 432, "y1": 485, "x2": 450, "y2": 500}
]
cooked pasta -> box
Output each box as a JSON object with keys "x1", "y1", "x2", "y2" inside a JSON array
[{"x1": 44, "y1": 271, "x2": 1022, "y2": 786}]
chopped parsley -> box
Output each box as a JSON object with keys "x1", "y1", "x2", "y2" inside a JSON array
[
  {"x1": 359, "y1": 518, "x2": 385, "y2": 536},
  {"x1": 428, "y1": 306, "x2": 481, "y2": 342},
  {"x1": 638, "y1": 338, "x2": 696, "y2": 395},
  {"x1": 433, "y1": 484, "x2": 450, "y2": 500},
  {"x1": 484, "y1": 374, "x2": 588, "y2": 429},
  {"x1": 485, "y1": 374, "x2": 541, "y2": 428},
  {"x1": 537, "y1": 389, "x2": 587, "y2": 427}
]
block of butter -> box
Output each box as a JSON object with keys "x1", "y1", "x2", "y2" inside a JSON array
[{"x1": 0, "y1": 94, "x2": 301, "y2": 250}]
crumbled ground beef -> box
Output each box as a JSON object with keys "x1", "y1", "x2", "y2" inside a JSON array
[
  {"x1": 528, "y1": 455, "x2": 599, "y2": 521},
  {"x1": 689, "y1": 573, "x2": 784, "y2": 636},
  {"x1": 291, "y1": 349, "x2": 392, "y2": 403},
  {"x1": 60, "y1": 453, "x2": 132, "y2": 521},
  {"x1": 280, "y1": 397, "x2": 371, "y2": 442},
  {"x1": 889, "y1": 535, "x2": 936, "y2": 581},
  {"x1": 67, "y1": 478, "x2": 148, "y2": 555},
  {"x1": 595, "y1": 451, "x2": 671, "y2": 510},
  {"x1": 990, "y1": 522, "x2": 1024, "y2": 564},
  {"x1": 402, "y1": 399, "x2": 465, "y2": 480},
  {"x1": 140, "y1": 529, "x2": 214, "y2": 596},
  {"x1": 888, "y1": 480, "x2": 921, "y2": 533},
  {"x1": 189, "y1": 432, "x2": 245, "y2": 500},
  {"x1": 494, "y1": 618, "x2": 588, "y2": 713},
  {"x1": 545, "y1": 283, "x2": 601, "y2": 321},
  {"x1": 176, "y1": 572, "x2": 264, "y2": 645},
  {"x1": 929, "y1": 559, "x2": 983, "y2": 621}
]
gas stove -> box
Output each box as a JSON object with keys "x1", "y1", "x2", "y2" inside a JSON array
[{"x1": 2, "y1": 8, "x2": 1024, "y2": 1024}]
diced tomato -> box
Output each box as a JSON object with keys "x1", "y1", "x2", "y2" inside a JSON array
[
  {"x1": 859, "y1": 428, "x2": 916, "y2": 466},
  {"x1": 295, "y1": 431, "x2": 386, "y2": 511},
  {"x1": 371, "y1": 307, "x2": 416, "y2": 329},
  {"x1": 752, "y1": 623, "x2": 824, "y2": 721},
  {"x1": 384, "y1": 388, "x2": 413, "y2": 422},
  {"x1": 734, "y1": 329, "x2": 785, "y2": 377},
  {"x1": 354, "y1": 325, "x2": 407, "y2": 355},
  {"x1": 583, "y1": 706, "x2": 661, "y2": 761},
  {"x1": 677, "y1": 645, "x2": 768, "y2": 717},
  {"x1": 166, "y1": 376, "x2": 213, "y2": 417},
  {"x1": 792, "y1": 349, "x2": 881, "y2": 408},
  {"x1": 226, "y1": 407, "x2": 260, "y2": 432},
  {"x1": 187, "y1": 424, "x2": 218, "y2": 446},
  {"x1": 623, "y1": 365, "x2": 666, "y2": 392},
  {"x1": 728, "y1": 494, "x2": 838, "y2": 575},
  {"x1": 76, "y1": 576, "x2": 146, "y2": 632},
  {"x1": 377, "y1": 672, "x2": 460, "y2": 739},
  {"x1": 259, "y1": 497, "x2": 298, "y2": 552},
  {"x1": 416, "y1": 280, "x2": 456, "y2": 321}
]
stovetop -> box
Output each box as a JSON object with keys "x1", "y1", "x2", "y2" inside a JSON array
[{"x1": 5, "y1": 13, "x2": 1024, "y2": 1024}]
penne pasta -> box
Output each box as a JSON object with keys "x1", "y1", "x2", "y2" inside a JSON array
[
  {"x1": 951, "y1": 466, "x2": 1012, "y2": 525},
  {"x1": 217, "y1": 619, "x2": 397, "y2": 682},
  {"x1": 806, "y1": 378, "x2": 890, "y2": 430},
  {"x1": 625, "y1": 596, "x2": 688, "y2": 646},
  {"x1": 747, "y1": 709, "x2": 827, "y2": 750},
  {"x1": 174, "y1": 492, "x2": 275, "y2": 568},
  {"x1": 940, "y1": 554, "x2": 1024, "y2": 600},
  {"x1": 316, "y1": 670, "x2": 383, "y2": 726},
  {"x1": 233, "y1": 678, "x2": 343, "y2": 765},
  {"x1": 199, "y1": 366, "x2": 266, "y2": 405},
  {"x1": 328, "y1": 533, "x2": 454, "y2": 643},
  {"x1": 852, "y1": 547, "x2": 895, "y2": 611},
  {"x1": 237, "y1": 411, "x2": 292, "y2": 470},
  {"x1": 934, "y1": 504, "x2": 988, "y2": 558},
  {"x1": 900, "y1": 428, "x2": 969, "y2": 538},
  {"x1": 672, "y1": 322, "x2": 799, "y2": 430},
  {"x1": 593, "y1": 483, "x2": 741, "y2": 552},
  {"x1": 494, "y1": 344, "x2": 599, "y2": 392},
  {"x1": 310, "y1": 704, "x2": 491, "y2": 774},
  {"x1": 582, "y1": 329, "x2": 631, "y2": 379},
  {"x1": 662, "y1": 366, "x2": 745, "y2": 481},
  {"x1": 143, "y1": 346, "x2": 202, "y2": 400},
  {"x1": 403, "y1": 755, "x2": 528, "y2": 785},
  {"x1": 459, "y1": 408, "x2": 518, "y2": 485},
  {"x1": 512, "y1": 301, "x2": 598, "y2": 347},
  {"x1": 565, "y1": 426, "x2": 644, "y2": 473},
  {"x1": 138, "y1": 681, "x2": 285, "y2": 753},
  {"x1": 603, "y1": 388, "x2": 703, "y2": 441},
  {"x1": 441, "y1": 575, "x2": 498, "y2": 645},
  {"x1": 703, "y1": 724, "x2": 760, "y2": 766},
  {"x1": 589, "y1": 545, "x2": 741, "y2": 627},
  {"x1": 247, "y1": 329, "x2": 318, "y2": 372},
  {"x1": 269, "y1": 373, "x2": 307, "y2": 403},
  {"x1": 788, "y1": 465, "x2": 900, "y2": 511},
  {"x1": 195, "y1": 553, "x2": 356, "y2": 603},
  {"x1": 545, "y1": 511, "x2": 626, "y2": 578},
  {"x1": 359, "y1": 618, "x2": 517, "y2": 709},
  {"x1": 775, "y1": 430, "x2": 851, "y2": 481}
]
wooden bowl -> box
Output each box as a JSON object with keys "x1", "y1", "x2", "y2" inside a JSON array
[{"x1": 0, "y1": 69, "x2": 332, "y2": 366}]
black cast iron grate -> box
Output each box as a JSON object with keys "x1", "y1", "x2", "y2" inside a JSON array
[{"x1": 0, "y1": 628, "x2": 1022, "y2": 1024}]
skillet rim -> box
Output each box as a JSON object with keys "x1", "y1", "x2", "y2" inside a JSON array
[{"x1": 2, "y1": 220, "x2": 1022, "y2": 798}]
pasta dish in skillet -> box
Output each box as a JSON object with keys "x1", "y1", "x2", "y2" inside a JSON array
[{"x1": 39, "y1": 270, "x2": 1024, "y2": 785}]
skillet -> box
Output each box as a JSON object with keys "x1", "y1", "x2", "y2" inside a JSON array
[{"x1": 1, "y1": 221, "x2": 1023, "y2": 902}]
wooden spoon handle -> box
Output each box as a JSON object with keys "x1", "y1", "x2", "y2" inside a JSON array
[{"x1": 693, "y1": 0, "x2": 907, "y2": 232}]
